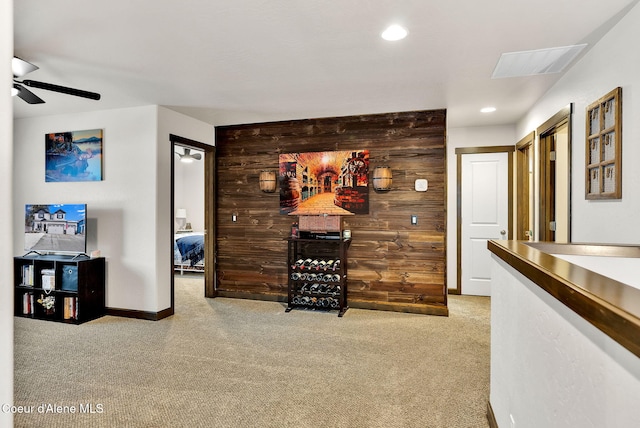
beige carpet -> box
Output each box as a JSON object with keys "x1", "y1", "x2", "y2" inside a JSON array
[{"x1": 13, "y1": 275, "x2": 490, "y2": 428}]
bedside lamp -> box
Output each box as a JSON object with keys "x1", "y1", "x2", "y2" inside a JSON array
[{"x1": 176, "y1": 209, "x2": 187, "y2": 230}]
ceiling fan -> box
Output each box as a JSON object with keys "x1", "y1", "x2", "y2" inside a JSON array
[
  {"x1": 12, "y1": 56, "x2": 101, "y2": 104},
  {"x1": 176, "y1": 148, "x2": 202, "y2": 163}
]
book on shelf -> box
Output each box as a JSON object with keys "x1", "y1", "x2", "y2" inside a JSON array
[
  {"x1": 63, "y1": 297, "x2": 78, "y2": 320},
  {"x1": 22, "y1": 292, "x2": 34, "y2": 315},
  {"x1": 22, "y1": 264, "x2": 34, "y2": 286}
]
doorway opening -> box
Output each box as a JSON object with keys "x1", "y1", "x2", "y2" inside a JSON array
[
  {"x1": 537, "y1": 105, "x2": 572, "y2": 243},
  {"x1": 170, "y1": 134, "x2": 216, "y2": 313},
  {"x1": 454, "y1": 145, "x2": 513, "y2": 296},
  {"x1": 516, "y1": 132, "x2": 534, "y2": 240}
]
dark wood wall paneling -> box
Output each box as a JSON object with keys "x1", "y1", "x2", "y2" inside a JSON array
[{"x1": 215, "y1": 110, "x2": 448, "y2": 315}]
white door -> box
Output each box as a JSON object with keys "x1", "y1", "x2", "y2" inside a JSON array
[{"x1": 461, "y1": 152, "x2": 509, "y2": 296}]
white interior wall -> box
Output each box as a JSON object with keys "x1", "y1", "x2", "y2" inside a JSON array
[
  {"x1": 156, "y1": 107, "x2": 213, "y2": 308},
  {"x1": 446, "y1": 125, "x2": 516, "y2": 292},
  {"x1": 173, "y1": 152, "x2": 186, "y2": 227},
  {"x1": 1, "y1": 0, "x2": 14, "y2": 424},
  {"x1": 491, "y1": 256, "x2": 640, "y2": 428},
  {"x1": 13, "y1": 106, "x2": 160, "y2": 311},
  {"x1": 517, "y1": 1, "x2": 640, "y2": 245},
  {"x1": 183, "y1": 153, "x2": 205, "y2": 232},
  {"x1": 173, "y1": 148, "x2": 205, "y2": 232},
  {"x1": 555, "y1": 123, "x2": 570, "y2": 243},
  {"x1": 12, "y1": 106, "x2": 213, "y2": 314},
  {"x1": 490, "y1": 3, "x2": 640, "y2": 427}
]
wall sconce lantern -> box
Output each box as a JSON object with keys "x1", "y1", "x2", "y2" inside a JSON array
[
  {"x1": 372, "y1": 166, "x2": 393, "y2": 191},
  {"x1": 259, "y1": 170, "x2": 277, "y2": 193}
]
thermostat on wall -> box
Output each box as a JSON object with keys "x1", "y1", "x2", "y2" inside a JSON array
[{"x1": 414, "y1": 179, "x2": 428, "y2": 192}]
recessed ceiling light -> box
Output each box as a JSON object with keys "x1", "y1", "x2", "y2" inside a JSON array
[
  {"x1": 382, "y1": 25, "x2": 408, "y2": 41},
  {"x1": 481, "y1": 107, "x2": 496, "y2": 113}
]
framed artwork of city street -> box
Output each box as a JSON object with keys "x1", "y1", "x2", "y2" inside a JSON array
[{"x1": 279, "y1": 150, "x2": 369, "y2": 215}]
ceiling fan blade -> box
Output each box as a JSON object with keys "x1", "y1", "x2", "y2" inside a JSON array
[
  {"x1": 14, "y1": 84, "x2": 45, "y2": 104},
  {"x1": 181, "y1": 149, "x2": 202, "y2": 160},
  {"x1": 12, "y1": 56, "x2": 39, "y2": 77},
  {"x1": 21, "y1": 79, "x2": 101, "y2": 100}
]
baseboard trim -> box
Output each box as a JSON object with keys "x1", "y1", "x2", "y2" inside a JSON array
[
  {"x1": 106, "y1": 295, "x2": 448, "y2": 318},
  {"x1": 213, "y1": 292, "x2": 448, "y2": 316},
  {"x1": 487, "y1": 401, "x2": 498, "y2": 428},
  {"x1": 215, "y1": 290, "x2": 287, "y2": 303},
  {"x1": 106, "y1": 307, "x2": 174, "y2": 321},
  {"x1": 349, "y1": 299, "x2": 449, "y2": 316}
]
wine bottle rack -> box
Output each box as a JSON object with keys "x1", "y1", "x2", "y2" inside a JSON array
[{"x1": 286, "y1": 238, "x2": 349, "y2": 317}]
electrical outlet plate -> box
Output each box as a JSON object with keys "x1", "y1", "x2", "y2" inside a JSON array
[{"x1": 411, "y1": 215, "x2": 418, "y2": 225}]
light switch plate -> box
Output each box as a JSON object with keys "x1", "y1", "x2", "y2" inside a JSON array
[
  {"x1": 415, "y1": 179, "x2": 428, "y2": 192},
  {"x1": 411, "y1": 215, "x2": 418, "y2": 225}
]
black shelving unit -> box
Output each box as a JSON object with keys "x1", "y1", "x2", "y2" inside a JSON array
[
  {"x1": 14, "y1": 254, "x2": 106, "y2": 324},
  {"x1": 285, "y1": 237, "x2": 350, "y2": 317}
]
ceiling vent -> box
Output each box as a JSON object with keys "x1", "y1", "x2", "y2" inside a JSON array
[{"x1": 492, "y1": 44, "x2": 587, "y2": 78}]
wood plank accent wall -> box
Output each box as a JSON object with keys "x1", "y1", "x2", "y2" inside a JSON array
[{"x1": 215, "y1": 109, "x2": 448, "y2": 315}]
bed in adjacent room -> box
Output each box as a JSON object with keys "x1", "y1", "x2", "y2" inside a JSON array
[{"x1": 174, "y1": 232, "x2": 205, "y2": 274}]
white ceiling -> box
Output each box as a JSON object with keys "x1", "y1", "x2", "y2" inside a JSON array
[{"x1": 13, "y1": 0, "x2": 639, "y2": 128}]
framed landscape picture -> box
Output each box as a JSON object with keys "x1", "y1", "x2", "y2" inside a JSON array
[
  {"x1": 279, "y1": 150, "x2": 369, "y2": 215},
  {"x1": 45, "y1": 129, "x2": 103, "y2": 182}
]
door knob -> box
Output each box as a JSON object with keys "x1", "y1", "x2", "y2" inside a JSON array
[{"x1": 500, "y1": 230, "x2": 506, "y2": 235}]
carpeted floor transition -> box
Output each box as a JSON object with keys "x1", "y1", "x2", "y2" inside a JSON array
[{"x1": 13, "y1": 275, "x2": 490, "y2": 428}]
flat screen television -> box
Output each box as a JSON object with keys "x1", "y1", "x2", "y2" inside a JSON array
[{"x1": 24, "y1": 204, "x2": 87, "y2": 254}]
